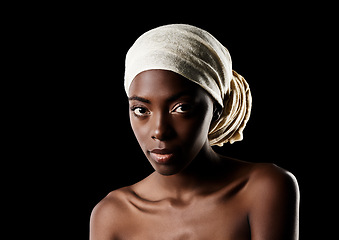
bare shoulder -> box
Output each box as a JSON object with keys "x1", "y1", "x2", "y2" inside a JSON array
[
  {"x1": 91, "y1": 187, "x2": 131, "y2": 220},
  {"x1": 224, "y1": 157, "x2": 298, "y2": 192},
  {"x1": 242, "y1": 163, "x2": 300, "y2": 239},
  {"x1": 247, "y1": 163, "x2": 299, "y2": 196},
  {"x1": 90, "y1": 187, "x2": 133, "y2": 240}
]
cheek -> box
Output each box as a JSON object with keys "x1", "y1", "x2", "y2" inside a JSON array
[
  {"x1": 129, "y1": 113, "x2": 148, "y2": 149},
  {"x1": 174, "y1": 106, "x2": 213, "y2": 149}
]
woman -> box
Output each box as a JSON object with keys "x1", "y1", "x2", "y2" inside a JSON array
[{"x1": 90, "y1": 24, "x2": 299, "y2": 240}]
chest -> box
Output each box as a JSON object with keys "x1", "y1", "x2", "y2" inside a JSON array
[{"x1": 121, "y1": 197, "x2": 250, "y2": 240}]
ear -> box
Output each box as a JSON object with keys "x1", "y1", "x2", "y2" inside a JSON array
[{"x1": 212, "y1": 103, "x2": 222, "y2": 122}]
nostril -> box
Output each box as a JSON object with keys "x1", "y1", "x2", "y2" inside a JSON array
[
  {"x1": 151, "y1": 134, "x2": 164, "y2": 141},
  {"x1": 151, "y1": 129, "x2": 171, "y2": 141}
]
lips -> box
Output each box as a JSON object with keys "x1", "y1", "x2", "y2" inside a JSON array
[{"x1": 149, "y1": 149, "x2": 175, "y2": 164}]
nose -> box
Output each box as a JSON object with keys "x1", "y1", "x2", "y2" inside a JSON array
[{"x1": 151, "y1": 111, "x2": 175, "y2": 141}]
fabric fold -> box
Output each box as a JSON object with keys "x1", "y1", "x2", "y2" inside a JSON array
[{"x1": 208, "y1": 70, "x2": 252, "y2": 145}]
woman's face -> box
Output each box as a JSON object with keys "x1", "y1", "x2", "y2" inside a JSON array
[{"x1": 128, "y1": 70, "x2": 214, "y2": 176}]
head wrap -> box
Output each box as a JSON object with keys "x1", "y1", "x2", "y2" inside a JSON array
[{"x1": 124, "y1": 24, "x2": 252, "y2": 146}]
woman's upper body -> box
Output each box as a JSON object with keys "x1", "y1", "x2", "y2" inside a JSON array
[
  {"x1": 90, "y1": 70, "x2": 299, "y2": 240},
  {"x1": 90, "y1": 157, "x2": 299, "y2": 240},
  {"x1": 90, "y1": 24, "x2": 300, "y2": 240}
]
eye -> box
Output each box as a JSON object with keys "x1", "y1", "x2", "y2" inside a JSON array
[
  {"x1": 172, "y1": 103, "x2": 193, "y2": 114},
  {"x1": 131, "y1": 106, "x2": 150, "y2": 117}
]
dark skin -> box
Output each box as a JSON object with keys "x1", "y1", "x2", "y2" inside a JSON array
[{"x1": 90, "y1": 70, "x2": 300, "y2": 240}]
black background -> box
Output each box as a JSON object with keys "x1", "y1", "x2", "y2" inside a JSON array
[{"x1": 14, "y1": 3, "x2": 335, "y2": 239}]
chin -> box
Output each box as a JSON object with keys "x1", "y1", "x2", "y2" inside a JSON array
[{"x1": 153, "y1": 164, "x2": 185, "y2": 176}]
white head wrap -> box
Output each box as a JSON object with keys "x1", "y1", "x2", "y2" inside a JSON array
[{"x1": 124, "y1": 24, "x2": 252, "y2": 146}]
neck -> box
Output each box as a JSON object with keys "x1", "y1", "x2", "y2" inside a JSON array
[{"x1": 152, "y1": 142, "x2": 221, "y2": 199}]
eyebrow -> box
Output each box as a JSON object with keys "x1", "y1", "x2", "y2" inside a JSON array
[
  {"x1": 128, "y1": 96, "x2": 151, "y2": 103},
  {"x1": 128, "y1": 90, "x2": 194, "y2": 104}
]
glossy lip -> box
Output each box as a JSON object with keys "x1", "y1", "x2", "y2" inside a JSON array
[{"x1": 149, "y1": 149, "x2": 175, "y2": 164}]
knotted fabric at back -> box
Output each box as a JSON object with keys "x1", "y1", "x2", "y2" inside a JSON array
[{"x1": 124, "y1": 24, "x2": 252, "y2": 146}]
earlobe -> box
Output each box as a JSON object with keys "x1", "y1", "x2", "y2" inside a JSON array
[{"x1": 212, "y1": 103, "x2": 222, "y2": 122}]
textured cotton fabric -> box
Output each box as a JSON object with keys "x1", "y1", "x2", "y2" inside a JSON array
[{"x1": 124, "y1": 24, "x2": 252, "y2": 146}]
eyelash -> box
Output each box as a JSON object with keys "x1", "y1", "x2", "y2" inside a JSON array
[
  {"x1": 171, "y1": 103, "x2": 193, "y2": 113},
  {"x1": 130, "y1": 106, "x2": 150, "y2": 117},
  {"x1": 130, "y1": 103, "x2": 193, "y2": 118}
]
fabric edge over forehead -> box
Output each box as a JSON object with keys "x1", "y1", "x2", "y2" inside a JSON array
[{"x1": 125, "y1": 66, "x2": 224, "y2": 107}]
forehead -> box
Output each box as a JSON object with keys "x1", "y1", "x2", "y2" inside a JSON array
[{"x1": 128, "y1": 69, "x2": 202, "y2": 99}]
